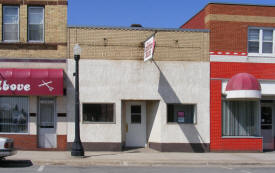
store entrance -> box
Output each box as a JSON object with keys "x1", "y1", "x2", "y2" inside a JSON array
[
  {"x1": 38, "y1": 97, "x2": 57, "y2": 148},
  {"x1": 261, "y1": 103, "x2": 274, "y2": 150}
]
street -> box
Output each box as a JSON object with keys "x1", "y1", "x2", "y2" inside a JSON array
[{"x1": 1, "y1": 163, "x2": 275, "y2": 173}]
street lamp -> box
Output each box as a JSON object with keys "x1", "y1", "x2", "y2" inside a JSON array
[{"x1": 71, "y1": 44, "x2": 84, "y2": 156}]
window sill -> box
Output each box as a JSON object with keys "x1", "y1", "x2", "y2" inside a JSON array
[
  {"x1": 222, "y1": 136, "x2": 262, "y2": 139},
  {"x1": 0, "y1": 42, "x2": 65, "y2": 50},
  {"x1": 167, "y1": 122, "x2": 196, "y2": 125},
  {"x1": 248, "y1": 53, "x2": 275, "y2": 58},
  {"x1": 82, "y1": 122, "x2": 116, "y2": 124},
  {"x1": 0, "y1": 132, "x2": 29, "y2": 135}
]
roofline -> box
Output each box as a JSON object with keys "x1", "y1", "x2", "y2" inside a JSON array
[
  {"x1": 180, "y1": 8, "x2": 205, "y2": 28},
  {"x1": 208, "y1": 2, "x2": 275, "y2": 8},
  {"x1": 68, "y1": 25, "x2": 209, "y2": 33},
  {"x1": 180, "y1": 2, "x2": 275, "y2": 28}
]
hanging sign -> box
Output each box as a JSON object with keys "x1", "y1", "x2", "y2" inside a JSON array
[{"x1": 144, "y1": 34, "x2": 156, "y2": 62}]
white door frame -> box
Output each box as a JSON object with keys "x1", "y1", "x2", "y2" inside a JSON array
[
  {"x1": 125, "y1": 101, "x2": 147, "y2": 148},
  {"x1": 37, "y1": 97, "x2": 57, "y2": 148}
]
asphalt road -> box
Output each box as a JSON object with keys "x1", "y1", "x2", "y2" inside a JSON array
[{"x1": 1, "y1": 164, "x2": 275, "y2": 173}]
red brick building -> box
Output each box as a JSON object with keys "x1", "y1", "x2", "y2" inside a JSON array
[{"x1": 182, "y1": 3, "x2": 275, "y2": 152}]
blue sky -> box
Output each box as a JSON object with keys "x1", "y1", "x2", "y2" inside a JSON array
[{"x1": 68, "y1": 0, "x2": 275, "y2": 28}]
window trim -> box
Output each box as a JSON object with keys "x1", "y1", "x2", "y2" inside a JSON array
[
  {"x1": 248, "y1": 27, "x2": 275, "y2": 57},
  {"x1": 81, "y1": 102, "x2": 116, "y2": 124},
  {"x1": 2, "y1": 5, "x2": 20, "y2": 42},
  {"x1": 0, "y1": 96, "x2": 30, "y2": 135},
  {"x1": 27, "y1": 6, "x2": 45, "y2": 43},
  {"x1": 166, "y1": 103, "x2": 197, "y2": 124}
]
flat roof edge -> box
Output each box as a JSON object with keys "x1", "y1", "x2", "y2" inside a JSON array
[
  {"x1": 208, "y1": 2, "x2": 275, "y2": 8},
  {"x1": 67, "y1": 25, "x2": 209, "y2": 33}
]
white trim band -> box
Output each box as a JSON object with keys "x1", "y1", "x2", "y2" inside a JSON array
[{"x1": 226, "y1": 90, "x2": 261, "y2": 99}]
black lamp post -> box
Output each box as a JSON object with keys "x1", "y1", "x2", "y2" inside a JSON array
[{"x1": 71, "y1": 44, "x2": 84, "y2": 156}]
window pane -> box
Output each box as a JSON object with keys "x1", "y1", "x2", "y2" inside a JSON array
[
  {"x1": 248, "y1": 41, "x2": 259, "y2": 53},
  {"x1": 3, "y1": 24, "x2": 18, "y2": 41},
  {"x1": 263, "y1": 42, "x2": 273, "y2": 53},
  {"x1": 29, "y1": 8, "x2": 43, "y2": 24},
  {"x1": 3, "y1": 6, "x2": 18, "y2": 41},
  {"x1": 131, "y1": 114, "x2": 141, "y2": 124},
  {"x1": 83, "y1": 104, "x2": 114, "y2": 122},
  {"x1": 3, "y1": 15, "x2": 18, "y2": 24},
  {"x1": 0, "y1": 97, "x2": 29, "y2": 133},
  {"x1": 40, "y1": 103, "x2": 54, "y2": 127},
  {"x1": 29, "y1": 24, "x2": 43, "y2": 41},
  {"x1": 131, "y1": 105, "x2": 141, "y2": 114},
  {"x1": 167, "y1": 104, "x2": 195, "y2": 123},
  {"x1": 222, "y1": 101, "x2": 259, "y2": 136},
  {"x1": 29, "y1": 13, "x2": 43, "y2": 24},
  {"x1": 263, "y1": 30, "x2": 273, "y2": 42},
  {"x1": 28, "y1": 7, "x2": 44, "y2": 41},
  {"x1": 248, "y1": 29, "x2": 259, "y2": 41}
]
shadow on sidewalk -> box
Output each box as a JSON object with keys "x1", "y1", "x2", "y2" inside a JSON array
[{"x1": 0, "y1": 160, "x2": 33, "y2": 168}]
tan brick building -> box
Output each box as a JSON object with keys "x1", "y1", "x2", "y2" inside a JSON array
[{"x1": 0, "y1": 0, "x2": 68, "y2": 150}]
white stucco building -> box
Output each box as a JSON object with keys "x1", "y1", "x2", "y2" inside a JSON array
[{"x1": 66, "y1": 26, "x2": 210, "y2": 152}]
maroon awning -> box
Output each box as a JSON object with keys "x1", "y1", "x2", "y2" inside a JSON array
[
  {"x1": 0, "y1": 68, "x2": 63, "y2": 96},
  {"x1": 225, "y1": 73, "x2": 261, "y2": 99}
]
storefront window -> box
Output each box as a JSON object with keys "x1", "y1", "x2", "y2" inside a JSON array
[
  {"x1": 222, "y1": 100, "x2": 260, "y2": 136},
  {"x1": 0, "y1": 97, "x2": 29, "y2": 133},
  {"x1": 167, "y1": 104, "x2": 196, "y2": 123},
  {"x1": 83, "y1": 104, "x2": 114, "y2": 123}
]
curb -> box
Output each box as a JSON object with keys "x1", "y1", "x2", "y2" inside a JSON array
[{"x1": 30, "y1": 160, "x2": 275, "y2": 167}]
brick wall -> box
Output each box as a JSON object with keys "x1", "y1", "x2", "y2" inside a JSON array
[
  {"x1": 182, "y1": 3, "x2": 275, "y2": 52},
  {"x1": 211, "y1": 62, "x2": 275, "y2": 79},
  {"x1": 0, "y1": 134, "x2": 67, "y2": 150},
  {"x1": 0, "y1": 0, "x2": 67, "y2": 59},
  {"x1": 68, "y1": 27, "x2": 209, "y2": 61},
  {"x1": 181, "y1": 9, "x2": 206, "y2": 29}
]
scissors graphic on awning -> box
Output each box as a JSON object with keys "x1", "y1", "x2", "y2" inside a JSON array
[{"x1": 38, "y1": 80, "x2": 54, "y2": 91}]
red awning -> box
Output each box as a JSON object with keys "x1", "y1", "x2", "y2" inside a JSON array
[
  {"x1": 225, "y1": 73, "x2": 261, "y2": 99},
  {"x1": 0, "y1": 68, "x2": 63, "y2": 96}
]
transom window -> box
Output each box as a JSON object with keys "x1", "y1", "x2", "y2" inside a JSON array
[
  {"x1": 248, "y1": 28, "x2": 275, "y2": 56},
  {"x1": 3, "y1": 6, "x2": 19, "y2": 42},
  {"x1": 28, "y1": 6, "x2": 44, "y2": 42}
]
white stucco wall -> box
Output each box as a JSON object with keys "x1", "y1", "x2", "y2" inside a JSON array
[{"x1": 67, "y1": 59, "x2": 210, "y2": 144}]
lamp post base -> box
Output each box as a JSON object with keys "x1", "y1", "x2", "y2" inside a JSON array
[{"x1": 71, "y1": 141, "x2": 84, "y2": 156}]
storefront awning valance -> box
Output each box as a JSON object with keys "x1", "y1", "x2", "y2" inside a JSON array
[
  {"x1": 0, "y1": 68, "x2": 63, "y2": 96},
  {"x1": 225, "y1": 73, "x2": 261, "y2": 99}
]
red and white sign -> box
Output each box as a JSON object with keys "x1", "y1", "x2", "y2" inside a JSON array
[
  {"x1": 144, "y1": 34, "x2": 156, "y2": 62},
  {"x1": 0, "y1": 69, "x2": 63, "y2": 96}
]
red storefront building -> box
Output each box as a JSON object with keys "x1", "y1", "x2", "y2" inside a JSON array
[{"x1": 182, "y1": 3, "x2": 275, "y2": 152}]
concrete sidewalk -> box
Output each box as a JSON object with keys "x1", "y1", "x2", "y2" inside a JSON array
[{"x1": 6, "y1": 149, "x2": 275, "y2": 167}]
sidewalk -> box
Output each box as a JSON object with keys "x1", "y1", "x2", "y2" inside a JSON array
[{"x1": 6, "y1": 148, "x2": 275, "y2": 167}]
